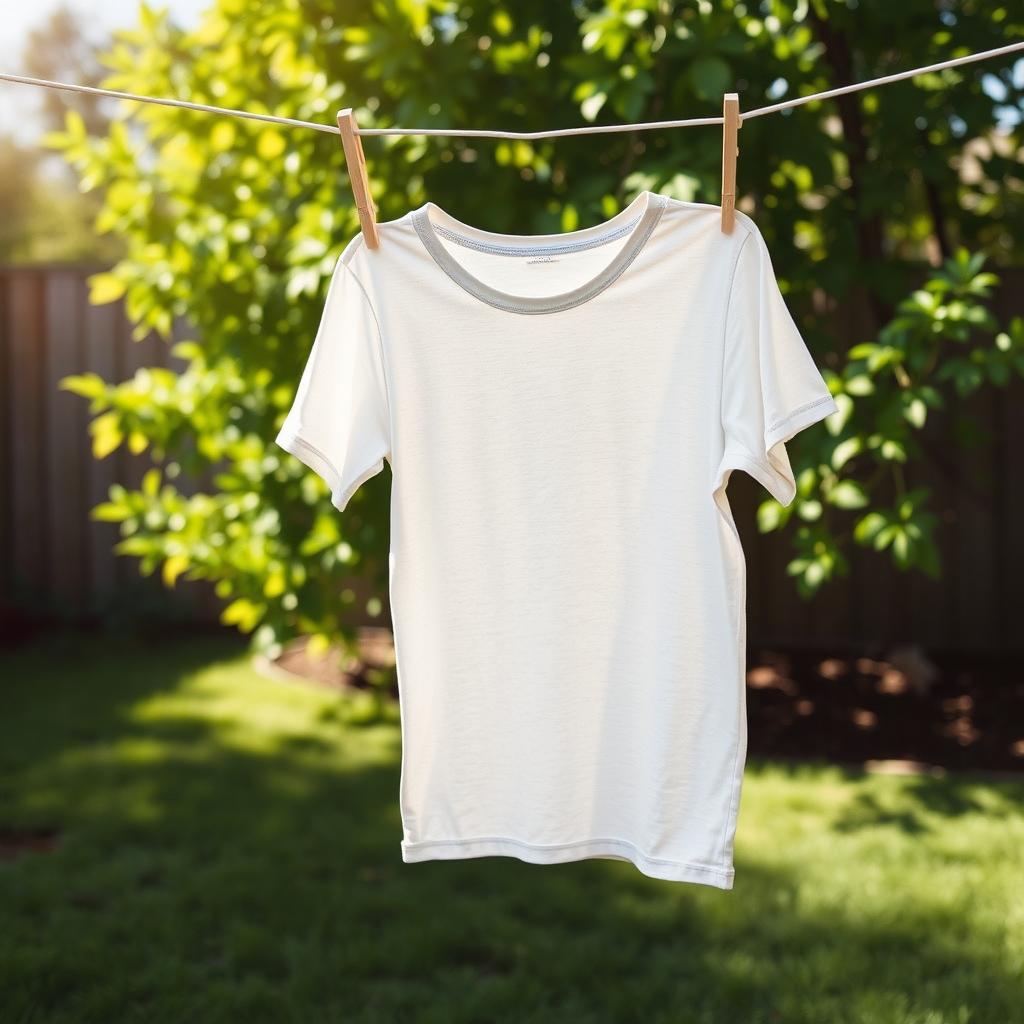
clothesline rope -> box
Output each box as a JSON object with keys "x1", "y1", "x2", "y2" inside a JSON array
[{"x1": 0, "y1": 39, "x2": 1021, "y2": 140}]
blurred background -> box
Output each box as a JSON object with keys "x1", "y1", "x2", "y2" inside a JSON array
[{"x1": 1, "y1": 3, "x2": 1022, "y2": 1022}]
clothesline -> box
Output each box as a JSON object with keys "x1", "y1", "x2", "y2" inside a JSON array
[{"x1": 1, "y1": 40, "x2": 1022, "y2": 140}]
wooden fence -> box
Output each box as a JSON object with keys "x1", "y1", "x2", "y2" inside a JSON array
[
  {"x1": 1, "y1": 263, "x2": 1022, "y2": 655},
  {"x1": 0, "y1": 264, "x2": 221, "y2": 626}
]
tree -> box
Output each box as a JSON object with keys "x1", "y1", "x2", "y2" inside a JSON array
[
  {"x1": 0, "y1": 4, "x2": 123, "y2": 264},
  {"x1": 23, "y1": 4, "x2": 113, "y2": 138},
  {"x1": 46, "y1": 0, "x2": 1024, "y2": 664}
]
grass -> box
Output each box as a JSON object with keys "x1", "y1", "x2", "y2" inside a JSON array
[{"x1": 1, "y1": 629, "x2": 1022, "y2": 1024}]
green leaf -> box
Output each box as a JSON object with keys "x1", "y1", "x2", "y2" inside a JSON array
[
  {"x1": 874, "y1": 524, "x2": 900, "y2": 551},
  {"x1": 162, "y1": 554, "x2": 189, "y2": 587},
  {"x1": 831, "y1": 436, "x2": 862, "y2": 470},
  {"x1": 580, "y1": 91, "x2": 607, "y2": 121},
  {"x1": 60, "y1": 373, "x2": 107, "y2": 400},
  {"x1": 847, "y1": 343, "x2": 877, "y2": 359},
  {"x1": 171, "y1": 340, "x2": 204, "y2": 361},
  {"x1": 491, "y1": 9, "x2": 514, "y2": 35},
  {"x1": 853, "y1": 512, "x2": 886, "y2": 544},
  {"x1": 306, "y1": 633, "x2": 332, "y2": 657},
  {"x1": 757, "y1": 500, "x2": 784, "y2": 532},
  {"x1": 904, "y1": 397, "x2": 927, "y2": 428},
  {"x1": 892, "y1": 529, "x2": 910, "y2": 565},
  {"x1": 210, "y1": 120, "x2": 236, "y2": 153},
  {"x1": 828, "y1": 480, "x2": 869, "y2": 509},
  {"x1": 804, "y1": 560, "x2": 825, "y2": 587},
  {"x1": 257, "y1": 130, "x2": 286, "y2": 160},
  {"x1": 88, "y1": 272, "x2": 126, "y2": 305},
  {"x1": 64, "y1": 107, "x2": 86, "y2": 141},
  {"x1": 263, "y1": 570, "x2": 287, "y2": 598},
  {"x1": 91, "y1": 411, "x2": 123, "y2": 459},
  {"x1": 867, "y1": 346, "x2": 900, "y2": 373},
  {"x1": 845, "y1": 375, "x2": 874, "y2": 396},
  {"x1": 91, "y1": 502, "x2": 130, "y2": 523},
  {"x1": 221, "y1": 598, "x2": 263, "y2": 632},
  {"x1": 825, "y1": 393, "x2": 854, "y2": 435},
  {"x1": 880, "y1": 439, "x2": 907, "y2": 462}
]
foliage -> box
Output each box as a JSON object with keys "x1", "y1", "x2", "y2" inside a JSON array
[
  {"x1": 761, "y1": 249, "x2": 1024, "y2": 596},
  {"x1": 42, "y1": 0, "x2": 1023, "y2": 655}
]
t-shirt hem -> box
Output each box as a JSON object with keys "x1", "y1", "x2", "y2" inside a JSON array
[{"x1": 400, "y1": 836, "x2": 735, "y2": 889}]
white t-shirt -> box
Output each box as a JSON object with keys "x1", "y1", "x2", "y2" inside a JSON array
[{"x1": 276, "y1": 191, "x2": 838, "y2": 889}]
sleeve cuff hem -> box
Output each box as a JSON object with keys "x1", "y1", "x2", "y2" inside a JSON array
[
  {"x1": 764, "y1": 392, "x2": 838, "y2": 451},
  {"x1": 276, "y1": 428, "x2": 353, "y2": 512}
]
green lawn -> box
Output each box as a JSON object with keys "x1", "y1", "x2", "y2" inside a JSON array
[{"x1": 1, "y1": 630, "x2": 1022, "y2": 1024}]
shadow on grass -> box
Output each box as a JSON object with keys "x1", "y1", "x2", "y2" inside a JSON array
[
  {"x1": 1, "y1": 631, "x2": 1021, "y2": 1024},
  {"x1": 755, "y1": 757, "x2": 1023, "y2": 836},
  {"x1": 829, "y1": 775, "x2": 1004, "y2": 834}
]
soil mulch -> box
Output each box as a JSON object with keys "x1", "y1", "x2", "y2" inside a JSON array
[
  {"x1": 743, "y1": 645, "x2": 1024, "y2": 776},
  {"x1": 270, "y1": 633, "x2": 1024, "y2": 777}
]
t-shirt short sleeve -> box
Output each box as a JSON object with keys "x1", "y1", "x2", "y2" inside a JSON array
[
  {"x1": 275, "y1": 245, "x2": 391, "y2": 512},
  {"x1": 717, "y1": 221, "x2": 838, "y2": 507}
]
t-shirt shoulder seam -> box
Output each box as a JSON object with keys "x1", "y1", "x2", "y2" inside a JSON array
[
  {"x1": 342, "y1": 213, "x2": 416, "y2": 262},
  {"x1": 661, "y1": 197, "x2": 756, "y2": 238},
  {"x1": 731, "y1": 208, "x2": 758, "y2": 237},
  {"x1": 340, "y1": 230, "x2": 371, "y2": 266}
]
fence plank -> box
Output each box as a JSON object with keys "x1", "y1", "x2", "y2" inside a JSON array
[
  {"x1": 44, "y1": 270, "x2": 89, "y2": 609},
  {"x1": 6, "y1": 273, "x2": 48, "y2": 605},
  {"x1": 84, "y1": 295, "x2": 122, "y2": 613},
  {"x1": 953, "y1": 385, "x2": 1001, "y2": 653},
  {"x1": 0, "y1": 272, "x2": 9, "y2": 601}
]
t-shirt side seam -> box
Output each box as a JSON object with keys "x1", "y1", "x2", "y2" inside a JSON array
[
  {"x1": 340, "y1": 237, "x2": 395, "y2": 466},
  {"x1": 715, "y1": 222, "x2": 755, "y2": 871}
]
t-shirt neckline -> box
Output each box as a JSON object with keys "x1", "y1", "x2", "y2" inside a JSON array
[{"x1": 411, "y1": 190, "x2": 668, "y2": 315}]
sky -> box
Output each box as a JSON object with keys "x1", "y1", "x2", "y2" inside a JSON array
[{"x1": 0, "y1": 0, "x2": 209, "y2": 141}]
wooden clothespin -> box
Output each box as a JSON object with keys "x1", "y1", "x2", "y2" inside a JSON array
[
  {"x1": 720, "y1": 93, "x2": 741, "y2": 234},
  {"x1": 337, "y1": 108, "x2": 380, "y2": 249}
]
